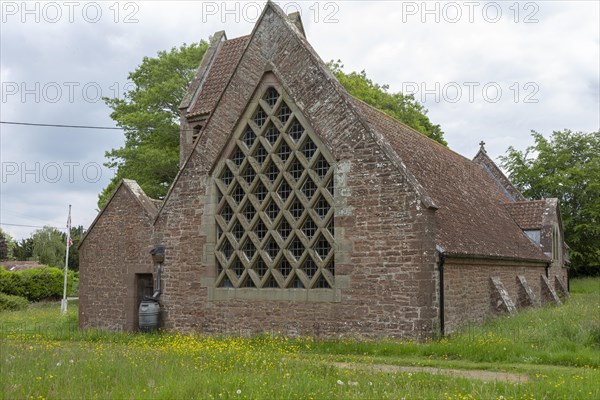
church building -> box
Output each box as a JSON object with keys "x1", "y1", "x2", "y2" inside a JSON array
[{"x1": 79, "y1": 3, "x2": 568, "y2": 338}]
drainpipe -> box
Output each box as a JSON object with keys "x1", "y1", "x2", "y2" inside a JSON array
[
  {"x1": 150, "y1": 245, "x2": 165, "y2": 300},
  {"x1": 544, "y1": 262, "x2": 549, "y2": 278},
  {"x1": 436, "y1": 246, "x2": 445, "y2": 338}
]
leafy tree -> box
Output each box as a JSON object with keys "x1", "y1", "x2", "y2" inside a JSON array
[
  {"x1": 13, "y1": 237, "x2": 33, "y2": 261},
  {"x1": 500, "y1": 130, "x2": 600, "y2": 276},
  {"x1": 328, "y1": 61, "x2": 446, "y2": 145},
  {"x1": 99, "y1": 41, "x2": 208, "y2": 209},
  {"x1": 31, "y1": 227, "x2": 66, "y2": 268},
  {"x1": 0, "y1": 232, "x2": 7, "y2": 261},
  {"x1": 0, "y1": 229, "x2": 15, "y2": 261},
  {"x1": 67, "y1": 225, "x2": 84, "y2": 271}
]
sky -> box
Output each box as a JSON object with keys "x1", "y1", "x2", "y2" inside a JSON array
[{"x1": 1, "y1": 0, "x2": 599, "y2": 241}]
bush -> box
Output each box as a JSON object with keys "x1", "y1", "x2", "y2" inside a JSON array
[
  {"x1": 0, "y1": 267, "x2": 77, "y2": 302},
  {"x1": 0, "y1": 292, "x2": 29, "y2": 311}
]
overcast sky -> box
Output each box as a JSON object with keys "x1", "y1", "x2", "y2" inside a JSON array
[{"x1": 1, "y1": 0, "x2": 598, "y2": 241}]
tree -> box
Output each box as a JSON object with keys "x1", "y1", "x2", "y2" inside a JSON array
[
  {"x1": 0, "y1": 228, "x2": 15, "y2": 261},
  {"x1": 67, "y1": 225, "x2": 84, "y2": 271},
  {"x1": 0, "y1": 231, "x2": 8, "y2": 261},
  {"x1": 500, "y1": 130, "x2": 600, "y2": 276},
  {"x1": 13, "y1": 237, "x2": 33, "y2": 261},
  {"x1": 31, "y1": 227, "x2": 66, "y2": 268},
  {"x1": 328, "y1": 61, "x2": 447, "y2": 145},
  {"x1": 99, "y1": 41, "x2": 209, "y2": 209}
]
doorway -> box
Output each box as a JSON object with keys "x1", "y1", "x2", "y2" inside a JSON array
[{"x1": 135, "y1": 274, "x2": 154, "y2": 329}]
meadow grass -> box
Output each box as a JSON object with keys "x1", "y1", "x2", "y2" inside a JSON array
[{"x1": 1, "y1": 278, "x2": 598, "y2": 399}]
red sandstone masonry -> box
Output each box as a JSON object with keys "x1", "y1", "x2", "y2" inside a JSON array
[
  {"x1": 151, "y1": 6, "x2": 438, "y2": 339},
  {"x1": 79, "y1": 4, "x2": 567, "y2": 339},
  {"x1": 79, "y1": 183, "x2": 155, "y2": 331},
  {"x1": 443, "y1": 258, "x2": 546, "y2": 334}
]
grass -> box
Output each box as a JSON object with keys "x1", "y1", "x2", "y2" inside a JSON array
[{"x1": 1, "y1": 278, "x2": 599, "y2": 399}]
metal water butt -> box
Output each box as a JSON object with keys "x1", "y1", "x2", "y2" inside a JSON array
[{"x1": 139, "y1": 299, "x2": 160, "y2": 331}]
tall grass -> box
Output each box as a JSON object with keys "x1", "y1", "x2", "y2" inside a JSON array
[{"x1": 1, "y1": 279, "x2": 599, "y2": 399}]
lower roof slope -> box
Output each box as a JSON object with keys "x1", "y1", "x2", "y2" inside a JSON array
[
  {"x1": 351, "y1": 98, "x2": 548, "y2": 262},
  {"x1": 504, "y1": 200, "x2": 547, "y2": 230}
]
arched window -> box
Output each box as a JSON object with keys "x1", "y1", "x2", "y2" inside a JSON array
[{"x1": 213, "y1": 85, "x2": 335, "y2": 290}]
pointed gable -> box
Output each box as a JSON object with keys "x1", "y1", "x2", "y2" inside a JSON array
[
  {"x1": 80, "y1": 179, "x2": 157, "y2": 247},
  {"x1": 473, "y1": 145, "x2": 526, "y2": 202},
  {"x1": 165, "y1": 1, "x2": 546, "y2": 263},
  {"x1": 170, "y1": 2, "x2": 434, "y2": 207}
]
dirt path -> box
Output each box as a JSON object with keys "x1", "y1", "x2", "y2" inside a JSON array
[{"x1": 333, "y1": 362, "x2": 529, "y2": 383}]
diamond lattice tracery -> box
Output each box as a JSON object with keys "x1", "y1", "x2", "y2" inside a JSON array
[{"x1": 214, "y1": 86, "x2": 334, "y2": 289}]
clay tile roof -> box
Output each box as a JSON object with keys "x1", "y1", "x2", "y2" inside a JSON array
[
  {"x1": 350, "y1": 98, "x2": 548, "y2": 262},
  {"x1": 504, "y1": 200, "x2": 546, "y2": 230},
  {"x1": 187, "y1": 35, "x2": 250, "y2": 116}
]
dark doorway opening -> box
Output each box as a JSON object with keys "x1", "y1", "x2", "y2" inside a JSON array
[{"x1": 135, "y1": 274, "x2": 154, "y2": 330}]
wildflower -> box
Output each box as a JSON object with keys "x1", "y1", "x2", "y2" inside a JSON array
[
  {"x1": 348, "y1": 381, "x2": 358, "y2": 386},
  {"x1": 236, "y1": 389, "x2": 242, "y2": 395},
  {"x1": 69, "y1": 360, "x2": 74, "y2": 364},
  {"x1": 368, "y1": 382, "x2": 373, "y2": 386},
  {"x1": 337, "y1": 380, "x2": 344, "y2": 386},
  {"x1": 56, "y1": 362, "x2": 61, "y2": 367}
]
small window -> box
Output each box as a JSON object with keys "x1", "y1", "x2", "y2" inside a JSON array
[
  {"x1": 552, "y1": 226, "x2": 560, "y2": 261},
  {"x1": 192, "y1": 124, "x2": 203, "y2": 142}
]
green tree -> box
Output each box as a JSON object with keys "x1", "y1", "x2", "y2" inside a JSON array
[
  {"x1": 99, "y1": 41, "x2": 208, "y2": 209},
  {"x1": 12, "y1": 237, "x2": 33, "y2": 261},
  {"x1": 0, "y1": 231, "x2": 7, "y2": 261},
  {"x1": 0, "y1": 229, "x2": 15, "y2": 261},
  {"x1": 500, "y1": 130, "x2": 600, "y2": 276},
  {"x1": 31, "y1": 227, "x2": 66, "y2": 268},
  {"x1": 328, "y1": 61, "x2": 446, "y2": 145},
  {"x1": 67, "y1": 225, "x2": 84, "y2": 271}
]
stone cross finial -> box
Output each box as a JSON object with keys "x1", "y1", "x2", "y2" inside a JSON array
[{"x1": 479, "y1": 141, "x2": 486, "y2": 152}]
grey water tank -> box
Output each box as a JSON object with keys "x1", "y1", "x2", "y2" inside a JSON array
[{"x1": 139, "y1": 300, "x2": 160, "y2": 331}]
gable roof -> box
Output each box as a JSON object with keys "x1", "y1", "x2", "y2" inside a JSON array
[
  {"x1": 79, "y1": 179, "x2": 158, "y2": 248},
  {"x1": 169, "y1": 1, "x2": 547, "y2": 263}
]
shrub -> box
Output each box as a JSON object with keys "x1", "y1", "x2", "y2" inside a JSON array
[
  {"x1": 0, "y1": 267, "x2": 77, "y2": 302},
  {"x1": 0, "y1": 292, "x2": 29, "y2": 311}
]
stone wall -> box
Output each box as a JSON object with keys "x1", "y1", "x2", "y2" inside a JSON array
[
  {"x1": 79, "y1": 184, "x2": 155, "y2": 331},
  {"x1": 443, "y1": 257, "x2": 547, "y2": 334},
  {"x1": 150, "y1": 6, "x2": 439, "y2": 339}
]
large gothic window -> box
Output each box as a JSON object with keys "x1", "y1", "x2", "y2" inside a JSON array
[{"x1": 214, "y1": 85, "x2": 335, "y2": 290}]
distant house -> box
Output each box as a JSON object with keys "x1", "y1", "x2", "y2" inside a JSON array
[
  {"x1": 1, "y1": 261, "x2": 46, "y2": 272},
  {"x1": 79, "y1": 2, "x2": 568, "y2": 337}
]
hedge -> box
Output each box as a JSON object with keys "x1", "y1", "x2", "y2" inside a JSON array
[
  {"x1": 0, "y1": 266, "x2": 78, "y2": 302},
  {"x1": 0, "y1": 292, "x2": 29, "y2": 311}
]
